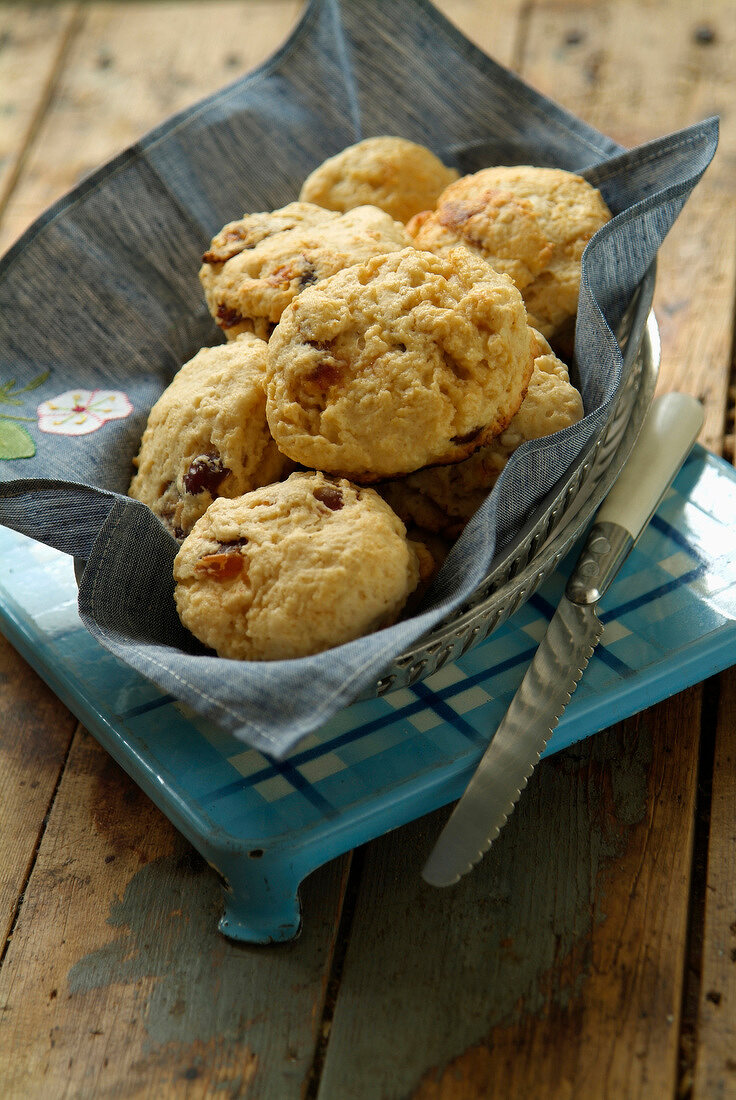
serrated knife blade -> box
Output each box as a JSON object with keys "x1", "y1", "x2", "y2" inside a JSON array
[{"x1": 422, "y1": 392, "x2": 704, "y2": 888}]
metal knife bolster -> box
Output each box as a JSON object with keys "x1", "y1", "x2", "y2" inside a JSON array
[{"x1": 565, "y1": 521, "x2": 634, "y2": 606}]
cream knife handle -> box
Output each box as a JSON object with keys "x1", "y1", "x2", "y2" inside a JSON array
[
  {"x1": 597, "y1": 392, "x2": 703, "y2": 536},
  {"x1": 566, "y1": 393, "x2": 704, "y2": 606}
]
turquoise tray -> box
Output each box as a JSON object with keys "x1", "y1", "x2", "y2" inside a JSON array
[{"x1": 1, "y1": 444, "x2": 735, "y2": 943}]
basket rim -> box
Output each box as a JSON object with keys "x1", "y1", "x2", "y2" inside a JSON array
[{"x1": 367, "y1": 266, "x2": 659, "y2": 694}]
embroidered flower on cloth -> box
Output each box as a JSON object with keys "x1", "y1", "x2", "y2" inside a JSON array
[{"x1": 37, "y1": 389, "x2": 132, "y2": 436}]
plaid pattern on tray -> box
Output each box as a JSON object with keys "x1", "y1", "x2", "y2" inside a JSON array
[{"x1": 2, "y1": 446, "x2": 734, "y2": 850}]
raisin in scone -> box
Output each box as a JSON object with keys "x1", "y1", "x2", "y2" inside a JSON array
[
  {"x1": 378, "y1": 330, "x2": 584, "y2": 537},
  {"x1": 265, "y1": 247, "x2": 534, "y2": 482},
  {"x1": 128, "y1": 334, "x2": 292, "y2": 539},
  {"x1": 299, "y1": 136, "x2": 459, "y2": 223},
  {"x1": 407, "y1": 166, "x2": 611, "y2": 343},
  {"x1": 199, "y1": 201, "x2": 411, "y2": 341},
  {"x1": 173, "y1": 471, "x2": 423, "y2": 661}
]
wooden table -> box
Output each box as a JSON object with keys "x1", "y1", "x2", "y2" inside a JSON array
[{"x1": 1, "y1": 2, "x2": 734, "y2": 1096}]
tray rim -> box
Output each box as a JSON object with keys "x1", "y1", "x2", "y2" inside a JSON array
[{"x1": 5, "y1": 438, "x2": 736, "y2": 944}]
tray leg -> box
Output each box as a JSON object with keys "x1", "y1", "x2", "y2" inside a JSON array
[{"x1": 211, "y1": 851, "x2": 303, "y2": 945}]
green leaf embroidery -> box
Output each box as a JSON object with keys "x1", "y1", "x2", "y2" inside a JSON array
[
  {"x1": 0, "y1": 370, "x2": 50, "y2": 407},
  {"x1": 0, "y1": 419, "x2": 36, "y2": 459},
  {"x1": 19, "y1": 369, "x2": 51, "y2": 393}
]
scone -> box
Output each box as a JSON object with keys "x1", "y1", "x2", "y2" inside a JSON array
[
  {"x1": 265, "y1": 246, "x2": 534, "y2": 481},
  {"x1": 379, "y1": 330, "x2": 584, "y2": 537},
  {"x1": 299, "y1": 136, "x2": 459, "y2": 223},
  {"x1": 407, "y1": 165, "x2": 612, "y2": 343},
  {"x1": 173, "y1": 471, "x2": 422, "y2": 661},
  {"x1": 199, "y1": 201, "x2": 411, "y2": 341},
  {"x1": 128, "y1": 333, "x2": 292, "y2": 539}
]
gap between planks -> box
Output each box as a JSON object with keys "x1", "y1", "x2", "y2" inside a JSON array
[
  {"x1": 720, "y1": 286, "x2": 736, "y2": 463},
  {"x1": 304, "y1": 846, "x2": 366, "y2": 1100},
  {"x1": 0, "y1": 4, "x2": 84, "y2": 223},
  {"x1": 677, "y1": 676, "x2": 720, "y2": 1100},
  {"x1": 0, "y1": 721, "x2": 81, "y2": 971}
]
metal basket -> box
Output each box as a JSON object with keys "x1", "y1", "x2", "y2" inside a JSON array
[
  {"x1": 366, "y1": 265, "x2": 659, "y2": 697},
  {"x1": 72, "y1": 269, "x2": 658, "y2": 700}
]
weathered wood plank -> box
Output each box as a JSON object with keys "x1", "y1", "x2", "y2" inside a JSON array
[
  {"x1": 317, "y1": 696, "x2": 703, "y2": 1099},
  {"x1": 0, "y1": 2, "x2": 79, "y2": 215},
  {"x1": 0, "y1": 0, "x2": 302, "y2": 253},
  {"x1": 692, "y1": 674, "x2": 736, "y2": 1100},
  {"x1": 0, "y1": 727, "x2": 349, "y2": 1098},
  {"x1": 0, "y1": 637, "x2": 78, "y2": 948}
]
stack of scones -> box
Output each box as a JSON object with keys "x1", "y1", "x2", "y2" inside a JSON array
[{"x1": 128, "y1": 136, "x2": 610, "y2": 661}]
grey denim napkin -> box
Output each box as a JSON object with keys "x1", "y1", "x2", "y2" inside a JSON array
[{"x1": 0, "y1": 0, "x2": 718, "y2": 757}]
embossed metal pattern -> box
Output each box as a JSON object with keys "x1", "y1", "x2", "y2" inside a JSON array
[{"x1": 368, "y1": 273, "x2": 659, "y2": 697}]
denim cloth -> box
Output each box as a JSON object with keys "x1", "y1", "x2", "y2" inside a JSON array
[{"x1": 0, "y1": 0, "x2": 718, "y2": 757}]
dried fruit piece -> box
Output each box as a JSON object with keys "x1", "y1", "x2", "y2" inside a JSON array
[
  {"x1": 216, "y1": 303, "x2": 245, "y2": 330},
  {"x1": 306, "y1": 362, "x2": 342, "y2": 391},
  {"x1": 313, "y1": 485, "x2": 344, "y2": 511},
  {"x1": 451, "y1": 426, "x2": 484, "y2": 446},
  {"x1": 195, "y1": 552, "x2": 245, "y2": 580},
  {"x1": 183, "y1": 452, "x2": 230, "y2": 496}
]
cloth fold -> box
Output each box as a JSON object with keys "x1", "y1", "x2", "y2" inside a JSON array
[{"x1": 0, "y1": 0, "x2": 718, "y2": 757}]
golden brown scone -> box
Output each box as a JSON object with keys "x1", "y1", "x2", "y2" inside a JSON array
[
  {"x1": 173, "y1": 471, "x2": 422, "y2": 661},
  {"x1": 407, "y1": 165, "x2": 611, "y2": 342},
  {"x1": 265, "y1": 247, "x2": 534, "y2": 482},
  {"x1": 199, "y1": 201, "x2": 411, "y2": 340},
  {"x1": 128, "y1": 334, "x2": 292, "y2": 539},
  {"x1": 299, "y1": 136, "x2": 459, "y2": 223},
  {"x1": 378, "y1": 330, "x2": 584, "y2": 537}
]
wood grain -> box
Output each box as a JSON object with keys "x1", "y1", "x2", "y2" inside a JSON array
[
  {"x1": 317, "y1": 698, "x2": 703, "y2": 1100},
  {"x1": 0, "y1": 3, "x2": 79, "y2": 215},
  {"x1": 0, "y1": 0, "x2": 302, "y2": 253},
  {"x1": 692, "y1": 674, "x2": 736, "y2": 1100},
  {"x1": 0, "y1": 637, "x2": 77, "y2": 949},
  {"x1": 0, "y1": 727, "x2": 349, "y2": 1098}
]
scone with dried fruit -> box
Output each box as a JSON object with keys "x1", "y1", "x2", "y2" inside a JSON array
[
  {"x1": 200, "y1": 201, "x2": 410, "y2": 341},
  {"x1": 299, "y1": 135, "x2": 459, "y2": 223},
  {"x1": 379, "y1": 330, "x2": 584, "y2": 537},
  {"x1": 173, "y1": 471, "x2": 424, "y2": 661},
  {"x1": 407, "y1": 165, "x2": 611, "y2": 344},
  {"x1": 129, "y1": 333, "x2": 292, "y2": 539},
  {"x1": 265, "y1": 246, "x2": 534, "y2": 482}
]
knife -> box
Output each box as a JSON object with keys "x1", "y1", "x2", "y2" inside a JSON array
[{"x1": 422, "y1": 391, "x2": 704, "y2": 887}]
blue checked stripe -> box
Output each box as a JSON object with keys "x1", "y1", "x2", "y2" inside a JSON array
[{"x1": 206, "y1": 485, "x2": 725, "y2": 811}]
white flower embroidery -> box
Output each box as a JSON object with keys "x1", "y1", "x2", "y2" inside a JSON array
[{"x1": 37, "y1": 389, "x2": 132, "y2": 436}]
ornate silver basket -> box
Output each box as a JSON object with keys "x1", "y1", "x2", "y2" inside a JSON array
[{"x1": 367, "y1": 264, "x2": 659, "y2": 697}]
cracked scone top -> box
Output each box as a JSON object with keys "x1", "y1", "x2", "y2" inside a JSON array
[
  {"x1": 265, "y1": 247, "x2": 534, "y2": 481},
  {"x1": 407, "y1": 165, "x2": 611, "y2": 343},
  {"x1": 199, "y1": 201, "x2": 411, "y2": 341},
  {"x1": 128, "y1": 334, "x2": 292, "y2": 539},
  {"x1": 173, "y1": 471, "x2": 423, "y2": 661},
  {"x1": 378, "y1": 330, "x2": 584, "y2": 538},
  {"x1": 299, "y1": 136, "x2": 459, "y2": 223}
]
